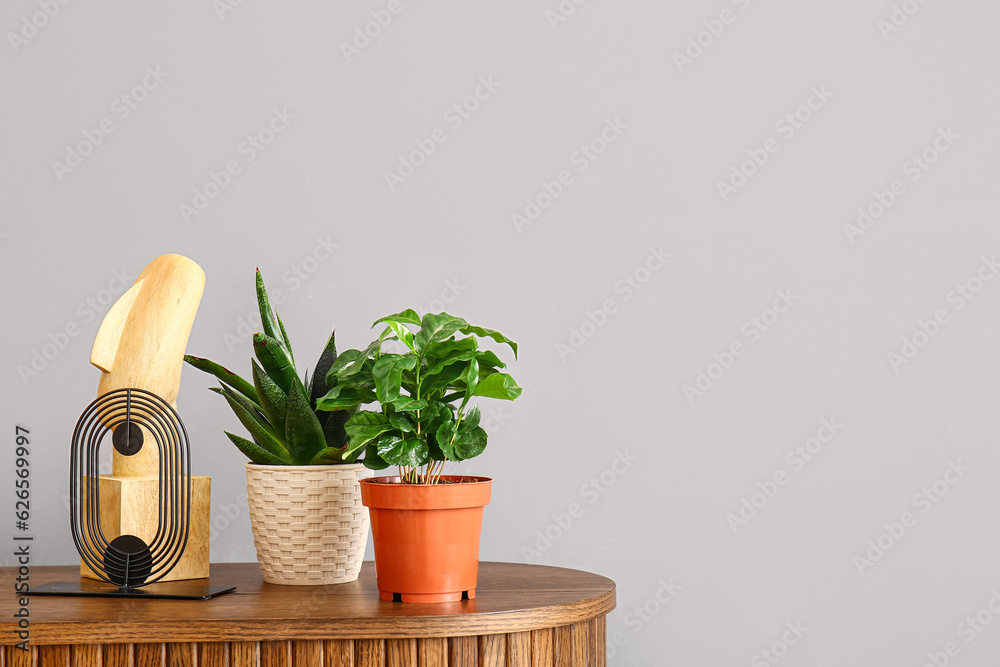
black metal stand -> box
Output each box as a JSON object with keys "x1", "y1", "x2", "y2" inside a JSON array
[{"x1": 26, "y1": 388, "x2": 235, "y2": 600}]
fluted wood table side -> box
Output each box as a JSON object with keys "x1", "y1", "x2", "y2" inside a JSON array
[{"x1": 1, "y1": 562, "x2": 615, "y2": 667}]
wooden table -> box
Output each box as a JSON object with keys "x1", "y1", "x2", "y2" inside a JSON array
[{"x1": 0, "y1": 562, "x2": 615, "y2": 666}]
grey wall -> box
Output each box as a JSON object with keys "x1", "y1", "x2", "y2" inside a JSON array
[{"x1": 3, "y1": 1, "x2": 1000, "y2": 664}]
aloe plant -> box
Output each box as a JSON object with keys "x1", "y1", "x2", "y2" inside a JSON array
[
  {"x1": 183, "y1": 269, "x2": 359, "y2": 466},
  {"x1": 318, "y1": 310, "x2": 521, "y2": 483}
]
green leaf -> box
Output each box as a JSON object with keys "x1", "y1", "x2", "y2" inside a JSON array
[
  {"x1": 415, "y1": 313, "x2": 467, "y2": 355},
  {"x1": 415, "y1": 401, "x2": 451, "y2": 435},
  {"x1": 421, "y1": 360, "x2": 468, "y2": 396},
  {"x1": 309, "y1": 330, "x2": 338, "y2": 408},
  {"x1": 253, "y1": 333, "x2": 298, "y2": 395},
  {"x1": 277, "y1": 312, "x2": 294, "y2": 367},
  {"x1": 218, "y1": 386, "x2": 287, "y2": 461},
  {"x1": 464, "y1": 359, "x2": 480, "y2": 403},
  {"x1": 256, "y1": 269, "x2": 285, "y2": 349},
  {"x1": 472, "y1": 372, "x2": 522, "y2": 400},
  {"x1": 460, "y1": 404, "x2": 481, "y2": 432},
  {"x1": 316, "y1": 385, "x2": 377, "y2": 410},
  {"x1": 387, "y1": 410, "x2": 415, "y2": 433},
  {"x1": 460, "y1": 323, "x2": 518, "y2": 358},
  {"x1": 380, "y1": 320, "x2": 415, "y2": 350},
  {"x1": 308, "y1": 447, "x2": 347, "y2": 465},
  {"x1": 474, "y1": 349, "x2": 506, "y2": 372},
  {"x1": 344, "y1": 411, "x2": 393, "y2": 455},
  {"x1": 328, "y1": 339, "x2": 382, "y2": 377},
  {"x1": 427, "y1": 431, "x2": 446, "y2": 462},
  {"x1": 377, "y1": 434, "x2": 428, "y2": 468},
  {"x1": 374, "y1": 309, "x2": 421, "y2": 327},
  {"x1": 388, "y1": 395, "x2": 427, "y2": 412},
  {"x1": 322, "y1": 408, "x2": 352, "y2": 449},
  {"x1": 362, "y1": 443, "x2": 390, "y2": 470},
  {"x1": 184, "y1": 355, "x2": 258, "y2": 404},
  {"x1": 424, "y1": 338, "x2": 479, "y2": 376},
  {"x1": 283, "y1": 380, "x2": 326, "y2": 464},
  {"x1": 252, "y1": 359, "x2": 287, "y2": 441},
  {"x1": 373, "y1": 355, "x2": 417, "y2": 403},
  {"x1": 436, "y1": 420, "x2": 457, "y2": 460},
  {"x1": 452, "y1": 425, "x2": 487, "y2": 461},
  {"x1": 225, "y1": 431, "x2": 290, "y2": 465}
]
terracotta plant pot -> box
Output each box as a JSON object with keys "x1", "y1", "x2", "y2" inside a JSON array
[
  {"x1": 360, "y1": 475, "x2": 492, "y2": 603},
  {"x1": 245, "y1": 463, "x2": 369, "y2": 586}
]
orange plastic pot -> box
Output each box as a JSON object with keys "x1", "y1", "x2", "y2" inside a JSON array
[{"x1": 360, "y1": 475, "x2": 491, "y2": 603}]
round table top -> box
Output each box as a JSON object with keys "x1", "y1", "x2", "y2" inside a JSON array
[{"x1": 2, "y1": 561, "x2": 617, "y2": 644}]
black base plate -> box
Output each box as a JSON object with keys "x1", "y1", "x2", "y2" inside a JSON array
[{"x1": 26, "y1": 579, "x2": 236, "y2": 600}]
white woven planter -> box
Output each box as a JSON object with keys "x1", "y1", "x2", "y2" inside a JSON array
[{"x1": 244, "y1": 463, "x2": 370, "y2": 586}]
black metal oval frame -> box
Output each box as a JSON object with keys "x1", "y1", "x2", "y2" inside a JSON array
[{"x1": 69, "y1": 388, "x2": 191, "y2": 589}]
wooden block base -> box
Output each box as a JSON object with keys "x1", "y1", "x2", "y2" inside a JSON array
[{"x1": 80, "y1": 474, "x2": 210, "y2": 582}]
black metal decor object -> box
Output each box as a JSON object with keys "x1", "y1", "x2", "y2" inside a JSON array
[{"x1": 26, "y1": 388, "x2": 234, "y2": 600}]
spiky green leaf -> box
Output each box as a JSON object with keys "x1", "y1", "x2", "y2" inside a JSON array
[
  {"x1": 252, "y1": 359, "x2": 287, "y2": 441},
  {"x1": 309, "y1": 330, "x2": 338, "y2": 408},
  {"x1": 184, "y1": 355, "x2": 258, "y2": 404},
  {"x1": 283, "y1": 380, "x2": 326, "y2": 464},
  {"x1": 308, "y1": 447, "x2": 347, "y2": 465},
  {"x1": 255, "y1": 269, "x2": 285, "y2": 348},
  {"x1": 253, "y1": 332, "x2": 298, "y2": 395},
  {"x1": 225, "y1": 431, "x2": 290, "y2": 465},
  {"x1": 218, "y1": 386, "x2": 287, "y2": 460}
]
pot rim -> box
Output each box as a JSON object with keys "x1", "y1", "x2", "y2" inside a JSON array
[
  {"x1": 361, "y1": 475, "x2": 492, "y2": 486},
  {"x1": 245, "y1": 461, "x2": 368, "y2": 471}
]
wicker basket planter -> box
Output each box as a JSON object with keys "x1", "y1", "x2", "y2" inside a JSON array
[{"x1": 244, "y1": 463, "x2": 369, "y2": 586}]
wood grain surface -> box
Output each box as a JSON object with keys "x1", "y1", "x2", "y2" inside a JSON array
[{"x1": 1, "y1": 562, "x2": 614, "y2": 666}]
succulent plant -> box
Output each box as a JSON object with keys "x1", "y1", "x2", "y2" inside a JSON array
[{"x1": 184, "y1": 269, "x2": 359, "y2": 465}]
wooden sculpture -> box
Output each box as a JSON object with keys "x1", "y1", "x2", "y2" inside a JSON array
[{"x1": 81, "y1": 254, "x2": 211, "y2": 582}]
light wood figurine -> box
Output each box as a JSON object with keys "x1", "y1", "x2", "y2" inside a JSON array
[{"x1": 81, "y1": 254, "x2": 211, "y2": 582}]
